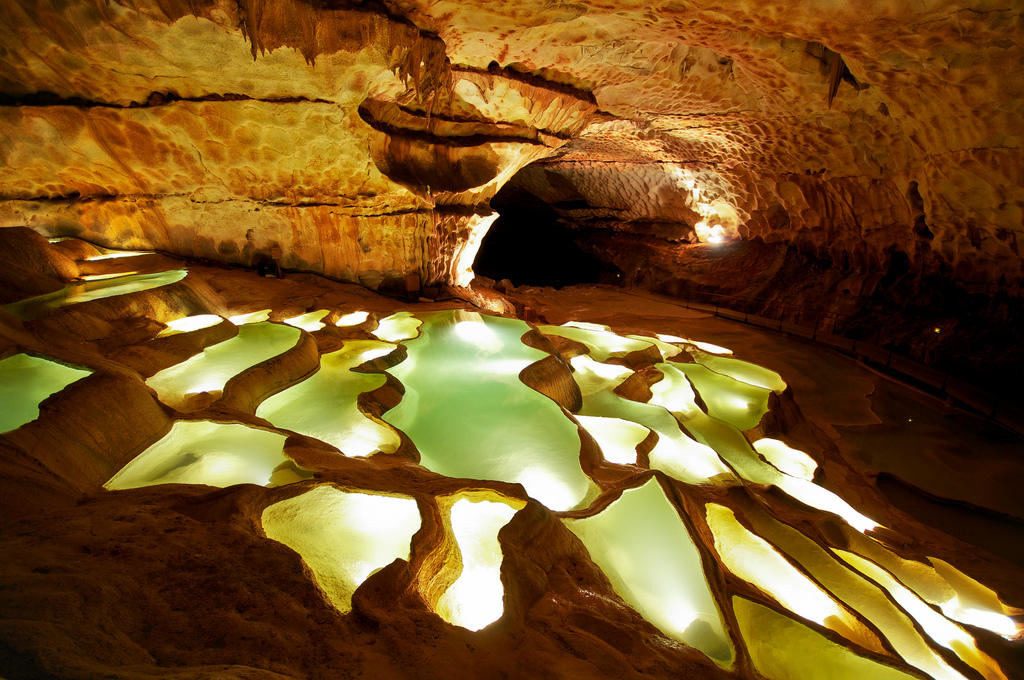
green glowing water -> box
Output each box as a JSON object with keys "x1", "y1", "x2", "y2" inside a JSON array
[
  {"x1": 570, "y1": 356, "x2": 732, "y2": 484},
  {"x1": 384, "y1": 310, "x2": 598, "y2": 511},
  {"x1": 688, "y1": 349, "x2": 787, "y2": 392},
  {"x1": 262, "y1": 486, "x2": 422, "y2": 613},
  {"x1": 257, "y1": 340, "x2": 400, "y2": 456},
  {"x1": 147, "y1": 322, "x2": 301, "y2": 409},
  {"x1": 106, "y1": 420, "x2": 310, "y2": 489},
  {"x1": 1, "y1": 269, "x2": 189, "y2": 320},
  {"x1": 538, "y1": 321, "x2": 655, "y2": 361},
  {"x1": 565, "y1": 478, "x2": 733, "y2": 664},
  {"x1": 0, "y1": 353, "x2": 91, "y2": 433},
  {"x1": 653, "y1": 362, "x2": 878, "y2": 532},
  {"x1": 672, "y1": 362, "x2": 772, "y2": 431},
  {"x1": 734, "y1": 597, "x2": 917, "y2": 680}
]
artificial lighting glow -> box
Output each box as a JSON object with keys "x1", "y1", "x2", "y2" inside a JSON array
[
  {"x1": 576, "y1": 415, "x2": 649, "y2": 465},
  {"x1": 436, "y1": 496, "x2": 522, "y2": 631},
  {"x1": 569, "y1": 355, "x2": 634, "y2": 392},
  {"x1": 540, "y1": 322, "x2": 654, "y2": 362},
  {"x1": 655, "y1": 334, "x2": 733, "y2": 355},
  {"x1": 147, "y1": 322, "x2": 300, "y2": 410},
  {"x1": 951, "y1": 605, "x2": 1019, "y2": 639},
  {"x1": 256, "y1": 340, "x2": 401, "y2": 457},
  {"x1": 688, "y1": 350, "x2": 787, "y2": 393},
  {"x1": 734, "y1": 597, "x2": 919, "y2": 680},
  {"x1": 80, "y1": 271, "x2": 140, "y2": 281},
  {"x1": 336, "y1": 310, "x2": 370, "y2": 327},
  {"x1": 228, "y1": 309, "x2": 271, "y2": 325},
  {"x1": 85, "y1": 250, "x2": 151, "y2": 261},
  {"x1": 453, "y1": 311, "x2": 503, "y2": 353},
  {"x1": 627, "y1": 333, "x2": 683, "y2": 360},
  {"x1": 672, "y1": 361, "x2": 773, "y2": 430},
  {"x1": 565, "y1": 479, "x2": 733, "y2": 664},
  {"x1": 929, "y1": 558, "x2": 1023, "y2": 639},
  {"x1": 0, "y1": 353, "x2": 91, "y2": 434},
  {"x1": 837, "y1": 550, "x2": 1008, "y2": 680},
  {"x1": 775, "y1": 476, "x2": 879, "y2": 533},
  {"x1": 613, "y1": 363, "x2": 732, "y2": 483},
  {"x1": 706, "y1": 504, "x2": 876, "y2": 648},
  {"x1": 753, "y1": 438, "x2": 818, "y2": 481},
  {"x1": 3, "y1": 269, "x2": 190, "y2": 321},
  {"x1": 647, "y1": 362, "x2": 876, "y2": 529},
  {"x1": 261, "y1": 487, "x2": 422, "y2": 613},
  {"x1": 452, "y1": 213, "x2": 499, "y2": 287},
  {"x1": 384, "y1": 311, "x2": 597, "y2": 512},
  {"x1": 105, "y1": 420, "x2": 308, "y2": 489},
  {"x1": 649, "y1": 365, "x2": 702, "y2": 415},
  {"x1": 737, "y1": 503, "x2": 982, "y2": 678},
  {"x1": 840, "y1": 530, "x2": 1022, "y2": 640},
  {"x1": 515, "y1": 467, "x2": 579, "y2": 511},
  {"x1": 157, "y1": 314, "x2": 223, "y2": 337},
  {"x1": 284, "y1": 309, "x2": 330, "y2": 332},
  {"x1": 372, "y1": 311, "x2": 423, "y2": 342}
]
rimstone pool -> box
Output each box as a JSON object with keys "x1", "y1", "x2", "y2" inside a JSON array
[{"x1": 5, "y1": 286, "x2": 1019, "y2": 680}]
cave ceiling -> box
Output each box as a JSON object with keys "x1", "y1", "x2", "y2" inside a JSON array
[{"x1": 0, "y1": 0, "x2": 1020, "y2": 289}]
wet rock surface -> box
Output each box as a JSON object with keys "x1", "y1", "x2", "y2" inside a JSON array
[{"x1": 0, "y1": 233, "x2": 1021, "y2": 679}]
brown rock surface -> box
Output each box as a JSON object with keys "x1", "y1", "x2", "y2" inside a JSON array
[{"x1": 0, "y1": 233, "x2": 1021, "y2": 679}]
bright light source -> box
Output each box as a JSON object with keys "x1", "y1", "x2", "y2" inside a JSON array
[
  {"x1": 753, "y1": 439, "x2": 818, "y2": 481},
  {"x1": 256, "y1": 339, "x2": 401, "y2": 457},
  {"x1": 284, "y1": 309, "x2": 329, "y2": 332},
  {"x1": 85, "y1": 250, "x2": 151, "y2": 261},
  {"x1": 336, "y1": 311, "x2": 370, "y2": 327},
  {"x1": 452, "y1": 213, "x2": 499, "y2": 287},
  {"x1": 694, "y1": 221, "x2": 727, "y2": 244},
  {"x1": 104, "y1": 420, "x2": 301, "y2": 489},
  {"x1": 80, "y1": 271, "x2": 139, "y2": 281},
  {"x1": 147, "y1": 322, "x2": 300, "y2": 410},
  {"x1": 228, "y1": 309, "x2": 271, "y2": 325},
  {"x1": 158, "y1": 314, "x2": 223, "y2": 337},
  {"x1": 565, "y1": 479, "x2": 733, "y2": 664},
  {"x1": 372, "y1": 312, "x2": 423, "y2": 342},
  {"x1": 261, "y1": 487, "x2": 421, "y2": 613},
  {"x1": 654, "y1": 334, "x2": 733, "y2": 355},
  {"x1": 837, "y1": 551, "x2": 1006, "y2": 680},
  {"x1": 454, "y1": 311, "x2": 502, "y2": 353},
  {"x1": 436, "y1": 497, "x2": 521, "y2": 630},
  {"x1": 576, "y1": 415, "x2": 649, "y2": 465},
  {"x1": 707, "y1": 504, "x2": 874, "y2": 647},
  {"x1": 929, "y1": 558, "x2": 1023, "y2": 639},
  {"x1": 540, "y1": 322, "x2": 653, "y2": 362},
  {"x1": 516, "y1": 467, "x2": 579, "y2": 511}
]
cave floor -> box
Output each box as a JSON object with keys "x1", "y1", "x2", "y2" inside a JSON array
[{"x1": 1, "y1": 241, "x2": 1022, "y2": 679}]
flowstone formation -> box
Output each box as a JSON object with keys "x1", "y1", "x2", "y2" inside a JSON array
[
  {"x1": 2, "y1": 1, "x2": 1021, "y2": 298},
  {"x1": 0, "y1": 232, "x2": 1021, "y2": 679}
]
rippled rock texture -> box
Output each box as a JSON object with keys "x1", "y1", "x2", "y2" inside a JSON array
[
  {"x1": 2, "y1": 0, "x2": 1021, "y2": 291},
  {"x1": 1, "y1": 233, "x2": 1022, "y2": 680}
]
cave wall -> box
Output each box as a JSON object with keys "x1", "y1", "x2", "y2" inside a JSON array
[
  {"x1": 1, "y1": 0, "x2": 1022, "y2": 298},
  {"x1": 0, "y1": 0, "x2": 593, "y2": 288}
]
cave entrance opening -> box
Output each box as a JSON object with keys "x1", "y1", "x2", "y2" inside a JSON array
[{"x1": 473, "y1": 184, "x2": 618, "y2": 288}]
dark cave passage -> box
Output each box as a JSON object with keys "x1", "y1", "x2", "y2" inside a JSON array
[{"x1": 474, "y1": 185, "x2": 618, "y2": 287}]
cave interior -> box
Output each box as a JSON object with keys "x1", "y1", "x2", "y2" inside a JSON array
[{"x1": 0, "y1": 1, "x2": 1023, "y2": 679}]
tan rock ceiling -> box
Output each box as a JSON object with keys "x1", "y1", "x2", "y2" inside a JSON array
[{"x1": 0, "y1": 0, "x2": 1021, "y2": 286}]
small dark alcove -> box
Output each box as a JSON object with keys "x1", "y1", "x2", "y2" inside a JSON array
[{"x1": 474, "y1": 185, "x2": 617, "y2": 287}]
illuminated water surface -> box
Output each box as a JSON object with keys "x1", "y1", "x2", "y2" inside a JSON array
[
  {"x1": 385, "y1": 311, "x2": 598, "y2": 511},
  {"x1": 0, "y1": 353, "x2": 91, "y2": 433},
  {"x1": 257, "y1": 340, "x2": 400, "y2": 456}
]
